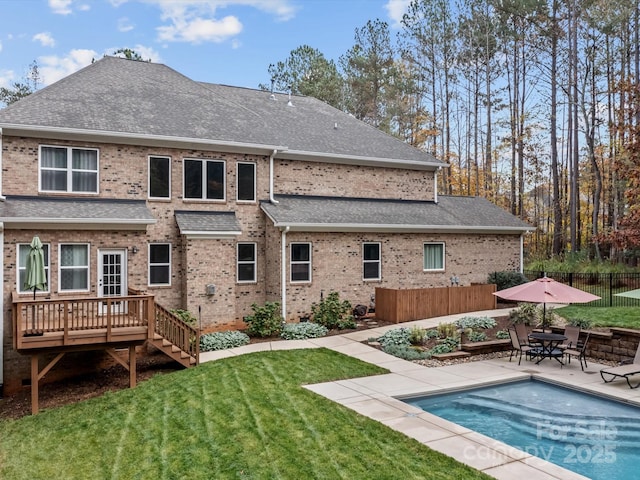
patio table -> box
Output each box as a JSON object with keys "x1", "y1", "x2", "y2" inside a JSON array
[{"x1": 529, "y1": 332, "x2": 567, "y2": 365}]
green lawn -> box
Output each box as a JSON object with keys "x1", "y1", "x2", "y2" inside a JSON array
[
  {"x1": 556, "y1": 305, "x2": 640, "y2": 329},
  {"x1": 0, "y1": 348, "x2": 490, "y2": 480}
]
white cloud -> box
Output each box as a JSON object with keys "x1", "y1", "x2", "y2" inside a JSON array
[
  {"x1": 38, "y1": 49, "x2": 97, "y2": 85},
  {"x1": 118, "y1": 17, "x2": 135, "y2": 32},
  {"x1": 78, "y1": 3, "x2": 91, "y2": 11},
  {"x1": 0, "y1": 40, "x2": 3, "y2": 53},
  {"x1": 48, "y1": 0, "x2": 73, "y2": 15},
  {"x1": 33, "y1": 32, "x2": 56, "y2": 47},
  {"x1": 385, "y1": 0, "x2": 411, "y2": 28},
  {"x1": 145, "y1": 0, "x2": 296, "y2": 44},
  {"x1": 0, "y1": 70, "x2": 15, "y2": 89}
]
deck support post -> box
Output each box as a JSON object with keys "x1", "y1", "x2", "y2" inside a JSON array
[
  {"x1": 129, "y1": 345, "x2": 136, "y2": 388},
  {"x1": 31, "y1": 354, "x2": 38, "y2": 415}
]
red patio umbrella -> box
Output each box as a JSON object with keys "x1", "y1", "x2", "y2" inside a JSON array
[{"x1": 493, "y1": 276, "x2": 600, "y2": 328}]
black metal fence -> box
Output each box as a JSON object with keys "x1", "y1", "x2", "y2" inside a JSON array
[{"x1": 523, "y1": 271, "x2": 640, "y2": 307}]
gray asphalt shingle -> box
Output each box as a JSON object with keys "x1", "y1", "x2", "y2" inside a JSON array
[{"x1": 175, "y1": 211, "x2": 242, "y2": 235}]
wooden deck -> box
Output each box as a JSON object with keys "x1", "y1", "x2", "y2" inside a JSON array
[{"x1": 11, "y1": 292, "x2": 200, "y2": 414}]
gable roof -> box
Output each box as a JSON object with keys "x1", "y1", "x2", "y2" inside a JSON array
[
  {"x1": 0, "y1": 195, "x2": 155, "y2": 230},
  {"x1": 261, "y1": 194, "x2": 533, "y2": 234},
  {"x1": 0, "y1": 56, "x2": 444, "y2": 170}
]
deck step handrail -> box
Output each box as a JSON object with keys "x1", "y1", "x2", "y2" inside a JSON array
[{"x1": 154, "y1": 303, "x2": 200, "y2": 364}]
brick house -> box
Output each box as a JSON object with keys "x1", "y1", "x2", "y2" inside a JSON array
[{"x1": 0, "y1": 57, "x2": 532, "y2": 394}]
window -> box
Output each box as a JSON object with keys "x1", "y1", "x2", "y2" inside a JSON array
[
  {"x1": 237, "y1": 243, "x2": 257, "y2": 283},
  {"x1": 40, "y1": 146, "x2": 98, "y2": 193},
  {"x1": 363, "y1": 242, "x2": 381, "y2": 280},
  {"x1": 59, "y1": 244, "x2": 90, "y2": 291},
  {"x1": 237, "y1": 162, "x2": 256, "y2": 202},
  {"x1": 184, "y1": 159, "x2": 225, "y2": 200},
  {"x1": 149, "y1": 244, "x2": 171, "y2": 286},
  {"x1": 149, "y1": 156, "x2": 171, "y2": 199},
  {"x1": 17, "y1": 243, "x2": 50, "y2": 294},
  {"x1": 290, "y1": 243, "x2": 311, "y2": 283},
  {"x1": 423, "y1": 242, "x2": 445, "y2": 271}
]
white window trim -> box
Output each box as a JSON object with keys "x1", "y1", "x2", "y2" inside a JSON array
[
  {"x1": 362, "y1": 242, "x2": 381, "y2": 281},
  {"x1": 148, "y1": 243, "x2": 172, "y2": 287},
  {"x1": 236, "y1": 162, "x2": 257, "y2": 203},
  {"x1": 148, "y1": 155, "x2": 171, "y2": 200},
  {"x1": 237, "y1": 242, "x2": 257, "y2": 283},
  {"x1": 58, "y1": 243, "x2": 91, "y2": 292},
  {"x1": 182, "y1": 158, "x2": 226, "y2": 201},
  {"x1": 39, "y1": 145, "x2": 100, "y2": 194},
  {"x1": 423, "y1": 242, "x2": 445, "y2": 272},
  {"x1": 290, "y1": 242, "x2": 312, "y2": 284},
  {"x1": 17, "y1": 243, "x2": 51, "y2": 294}
]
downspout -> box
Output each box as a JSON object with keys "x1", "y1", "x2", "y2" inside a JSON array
[
  {"x1": 520, "y1": 234, "x2": 524, "y2": 273},
  {"x1": 281, "y1": 226, "x2": 289, "y2": 321},
  {"x1": 434, "y1": 167, "x2": 439, "y2": 203},
  {"x1": 0, "y1": 128, "x2": 5, "y2": 200},
  {"x1": 269, "y1": 149, "x2": 279, "y2": 204}
]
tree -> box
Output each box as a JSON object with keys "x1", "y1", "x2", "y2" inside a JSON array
[
  {"x1": 260, "y1": 45, "x2": 343, "y2": 109},
  {"x1": 112, "y1": 48, "x2": 150, "y2": 62},
  {"x1": 0, "y1": 60, "x2": 40, "y2": 107}
]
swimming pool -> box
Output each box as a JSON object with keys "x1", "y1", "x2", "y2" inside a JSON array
[{"x1": 405, "y1": 380, "x2": 640, "y2": 480}]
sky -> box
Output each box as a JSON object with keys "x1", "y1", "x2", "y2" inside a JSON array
[{"x1": 0, "y1": 0, "x2": 411, "y2": 92}]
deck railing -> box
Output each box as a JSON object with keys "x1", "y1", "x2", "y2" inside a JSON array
[{"x1": 154, "y1": 303, "x2": 200, "y2": 363}]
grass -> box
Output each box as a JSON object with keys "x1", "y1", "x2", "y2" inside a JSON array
[
  {"x1": 0, "y1": 348, "x2": 491, "y2": 480},
  {"x1": 555, "y1": 305, "x2": 640, "y2": 329}
]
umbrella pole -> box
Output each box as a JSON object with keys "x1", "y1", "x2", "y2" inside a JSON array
[{"x1": 32, "y1": 287, "x2": 36, "y2": 331}]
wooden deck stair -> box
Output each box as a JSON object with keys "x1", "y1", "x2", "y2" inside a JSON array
[{"x1": 149, "y1": 333, "x2": 197, "y2": 368}]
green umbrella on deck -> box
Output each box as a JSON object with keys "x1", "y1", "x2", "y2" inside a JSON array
[{"x1": 23, "y1": 236, "x2": 47, "y2": 331}]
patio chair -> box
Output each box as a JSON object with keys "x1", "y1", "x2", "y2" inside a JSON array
[
  {"x1": 514, "y1": 322, "x2": 540, "y2": 348},
  {"x1": 509, "y1": 327, "x2": 535, "y2": 365},
  {"x1": 600, "y1": 341, "x2": 640, "y2": 389},
  {"x1": 563, "y1": 332, "x2": 590, "y2": 370},
  {"x1": 558, "y1": 325, "x2": 580, "y2": 350}
]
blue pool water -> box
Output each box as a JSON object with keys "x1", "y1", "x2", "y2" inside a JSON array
[{"x1": 405, "y1": 380, "x2": 640, "y2": 480}]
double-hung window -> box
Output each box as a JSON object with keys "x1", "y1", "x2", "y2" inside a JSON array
[
  {"x1": 59, "y1": 243, "x2": 90, "y2": 291},
  {"x1": 17, "y1": 243, "x2": 50, "y2": 294},
  {"x1": 183, "y1": 159, "x2": 225, "y2": 200},
  {"x1": 149, "y1": 156, "x2": 171, "y2": 199},
  {"x1": 237, "y1": 162, "x2": 256, "y2": 202},
  {"x1": 149, "y1": 244, "x2": 171, "y2": 286},
  {"x1": 423, "y1": 242, "x2": 445, "y2": 271},
  {"x1": 237, "y1": 243, "x2": 257, "y2": 283},
  {"x1": 40, "y1": 146, "x2": 99, "y2": 193},
  {"x1": 290, "y1": 243, "x2": 311, "y2": 283},
  {"x1": 363, "y1": 242, "x2": 381, "y2": 280}
]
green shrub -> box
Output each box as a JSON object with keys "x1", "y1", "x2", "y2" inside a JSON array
[
  {"x1": 495, "y1": 330, "x2": 510, "y2": 339},
  {"x1": 244, "y1": 301, "x2": 283, "y2": 337},
  {"x1": 428, "y1": 337, "x2": 459, "y2": 355},
  {"x1": 437, "y1": 322, "x2": 458, "y2": 338},
  {"x1": 425, "y1": 329, "x2": 440, "y2": 339},
  {"x1": 281, "y1": 322, "x2": 328, "y2": 340},
  {"x1": 455, "y1": 316, "x2": 496, "y2": 330},
  {"x1": 382, "y1": 344, "x2": 431, "y2": 360},
  {"x1": 509, "y1": 303, "x2": 540, "y2": 325},
  {"x1": 466, "y1": 330, "x2": 488, "y2": 342},
  {"x1": 200, "y1": 331, "x2": 250, "y2": 351},
  {"x1": 171, "y1": 309, "x2": 197, "y2": 326},
  {"x1": 567, "y1": 316, "x2": 593, "y2": 329},
  {"x1": 311, "y1": 291, "x2": 354, "y2": 330},
  {"x1": 377, "y1": 328, "x2": 411, "y2": 348},
  {"x1": 488, "y1": 271, "x2": 528, "y2": 290},
  {"x1": 409, "y1": 326, "x2": 428, "y2": 345}
]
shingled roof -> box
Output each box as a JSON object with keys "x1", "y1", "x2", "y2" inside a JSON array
[
  {"x1": 261, "y1": 195, "x2": 533, "y2": 234},
  {"x1": 0, "y1": 56, "x2": 444, "y2": 169}
]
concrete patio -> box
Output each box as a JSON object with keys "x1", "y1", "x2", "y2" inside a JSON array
[{"x1": 200, "y1": 309, "x2": 640, "y2": 480}]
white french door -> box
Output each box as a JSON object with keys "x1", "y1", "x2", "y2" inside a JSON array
[{"x1": 98, "y1": 249, "x2": 127, "y2": 314}]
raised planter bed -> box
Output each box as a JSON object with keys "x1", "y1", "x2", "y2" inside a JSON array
[{"x1": 460, "y1": 339, "x2": 511, "y2": 355}]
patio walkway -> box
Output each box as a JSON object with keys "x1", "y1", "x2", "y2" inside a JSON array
[{"x1": 200, "y1": 309, "x2": 640, "y2": 480}]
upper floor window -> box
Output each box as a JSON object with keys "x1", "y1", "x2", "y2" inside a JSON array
[
  {"x1": 40, "y1": 146, "x2": 99, "y2": 193},
  {"x1": 183, "y1": 158, "x2": 225, "y2": 201},
  {"x1": 423, "y1": 242, "x2": 445, "y2": 271},
  {"x1": 237, "y1": 242, "x2": 257, "y2": 283},
  {"x1": 149, "y1": 156, "x2": 171, "y2": 199},
  {"x1": 149, "y1": 243, "x2": 171, "y2": 286},
  {"x1": 363, "y1": 242, "x2": 381, "y2": 280},
  {"x1": 290, "y1": 242, "x2": 311, "y2": 283},
  {"x1": 59, "y1": 243, "x2": 90, "y2": 291},
  {"x1": 237, "y1": 162, "x2": 256, "y2": 202},
  {"x1": 17, "y1": 243, "x2": 50, "y2": 294}
]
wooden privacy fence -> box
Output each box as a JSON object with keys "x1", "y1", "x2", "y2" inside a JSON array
[{"x1": 375, "y1": 284, "x2": 497, "y2": 323}]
